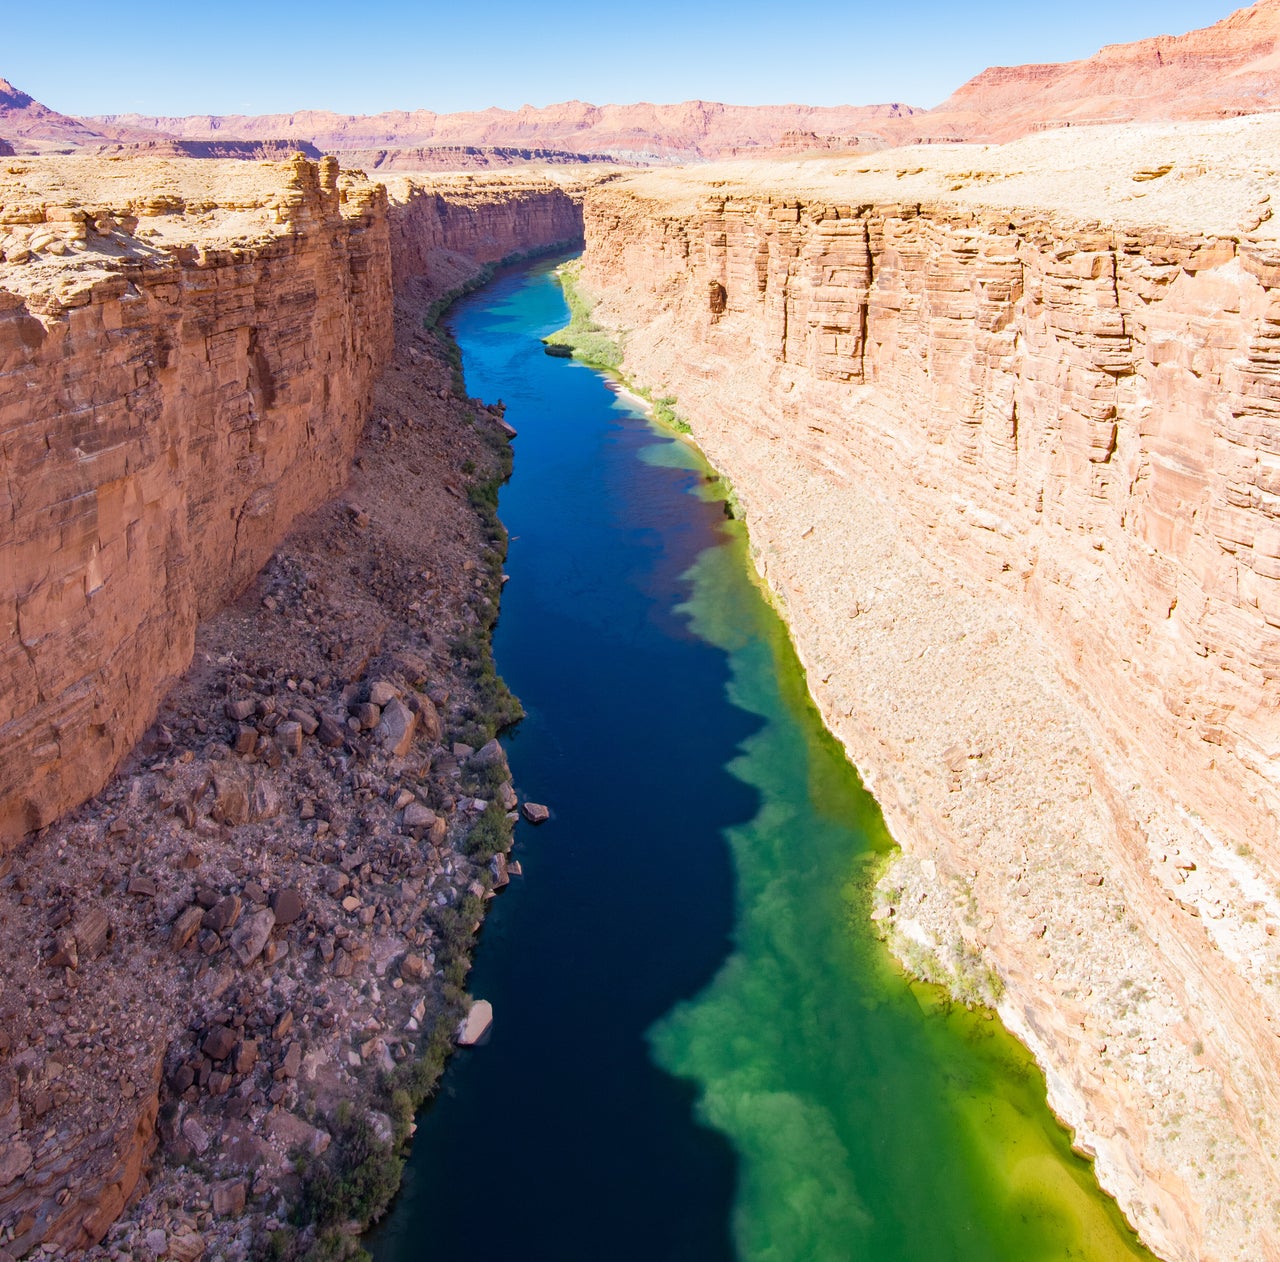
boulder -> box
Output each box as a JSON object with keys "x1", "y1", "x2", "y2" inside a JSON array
[
  {"x1": 276, "y1": 720, "x2": 303, "y2": 755},
  {"x1": 490, "y1": 853, "x2": 509, "y2": 889},
  {"x1": 72, "y1": 906, "x2": 111, "y2": 960},
  {"x1": 270, "y1": 888, "x2": 305, "y2": 926},
  {"x1": 368, "y1": 679, "x2": 399, "y2": 706},
  {"x1": 457, "y1": 999, "x2": 493, "y2": 1046},
  {"x1": 171, "y1": 905, "x2": 205, "y2": 949},
  {"x1": 410, "y1": 693, "x2": 444, "y2": 743},
  {"x1": 473, "y1": 739, "x2": 507, "y2": 770},
  {"x1": 250, "y1": 777, "x2": 283, "y2": 822},
  {"x1": 377, "y1": 697, "x2": 416, "y2": 757},
  {"x1": 202, "y1": 894, "x2": 242, "y2": 934},
  {"x1": 211, "y1": 764, "x2": 251, "y2": 825},
  {"x1": 316, "y1": 715, "x2": 347, "y2": 748},
  {"x1": 202, "y1": 1025, "x2": 237, "y2": 1061},
  {"x1": 403, "y1": 802, "x2": 437, "y2": 830},
  {"x1": 400, "y1": 952, "x2": 429, "y2": 981},
  {"x1": 168, "y1": 1231, "x2": 206, "y2": 1262},
  {"x1": 212, "y1": 1179, "x2": 247, "y2": 1217},
  {"x1": 521, "y1": 802, "x2": 550, "y2": 825},
  {"x1": 230, "y1": 908, "x2": 276, "y2": 966}
]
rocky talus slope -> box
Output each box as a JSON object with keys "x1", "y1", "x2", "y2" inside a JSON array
[
  {"x1": 0, "y1": 155, "x2": 582, "y2": 1256},
  {"x1": 576, "y1": 116, "x2": 1280, "y2": 1262}
]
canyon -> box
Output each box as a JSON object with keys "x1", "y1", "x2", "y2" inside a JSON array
[
  {"x1": 572, "y1": 115, "x2": 1280, "y2": 1262},
  {"x1": 0, "y1": 156, "x2": 580, "y2": 850},
  {"x1": 5, "y1": 1, "x2": 1280, "y2": 1257}
]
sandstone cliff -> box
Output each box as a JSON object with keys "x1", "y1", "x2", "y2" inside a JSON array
[
  {"x1": 0, "y1": 155, "x2": 393, "y2": 850},
  {"x1": 0, "y1": 157, "x2": 582, "y2": 852},
  {"x1": 576, "y1": 116, "x2": 1280, "y2": 1262},
  {"x1": 0, "y1": 155, "x2": 582, "y2": 1253}
]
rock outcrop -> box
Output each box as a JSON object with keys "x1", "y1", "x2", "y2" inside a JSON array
[
  {"x1": 576, "y1": 117, "x2": 1280, "y2": 1262},
  {"x1": 0, "y1": 156, "x2": 582, "y2": 852}
]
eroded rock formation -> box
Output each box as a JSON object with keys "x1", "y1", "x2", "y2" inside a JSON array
[
  {"x1": 576, "y1": 118, "x2": 1280, "y2": 1261},
  {"x1": 0, "y1": 157, "x2": 581, "y2": 852},
  {"x1": 0, "y1": 154, "x2": 582, "y2": 1254}
]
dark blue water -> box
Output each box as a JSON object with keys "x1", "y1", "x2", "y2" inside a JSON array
[{"x1": 371, "y1": 256, "x2": 745, "y2": 1260}]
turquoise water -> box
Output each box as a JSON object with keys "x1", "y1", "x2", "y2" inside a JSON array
[{"x1": 369, "y1": 258, "x2": 1156, "y2": 1261}]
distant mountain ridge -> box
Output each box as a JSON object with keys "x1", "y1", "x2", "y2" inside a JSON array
[
  {"x1": 5, "y1": 1, "x2": 1280, "y2": 160},
  {"x1": 87, "y1": 100, "x2": 922, "y2": 163},
  {"x1": 918, "y1": 0, "x2": 1280, "y2": 140},
  {"x1": 0, "y1": 76, "x2": 108, "y2": 150}
]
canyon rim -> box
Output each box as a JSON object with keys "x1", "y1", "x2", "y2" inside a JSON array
[{"x1": 6, "y1": 1, "x2": 1280, "y2": 1258}]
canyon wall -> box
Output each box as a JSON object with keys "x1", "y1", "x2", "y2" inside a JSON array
[
  {"x1": 0, "y1": 156, "x2": 581, "y2": 1252},
  {"x1": 383, "y1": 173, "x2": 584, "y2": 294},
  {"x1": 576, "y1": 125, "x2": 1280, "y2": 1262},
  {"x1": 0, "y1": 156, "x2": 393, "y2": 850},
  {"x1": 0, "y1": 157, "x2": 582, "y2": 854}
]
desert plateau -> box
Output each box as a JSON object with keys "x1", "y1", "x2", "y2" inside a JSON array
[{"x1": 4, "y1": 2, "x2": 1280, "y2": 1260}]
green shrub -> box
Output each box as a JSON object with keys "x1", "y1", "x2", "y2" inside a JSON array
[
  {"x1": 466, "y1": 799, "x2": 513, "y2": 863},
  {"x1": 543, "y1": 260, "x2": 623, "y2": 370}
]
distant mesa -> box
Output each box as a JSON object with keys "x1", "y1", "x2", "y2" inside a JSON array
[
  {"x1": 3, "y1": 0, "x2": 1280, "y2": 160},
  {"x1": 337, "y1": 144, "x2": 620, "y2": 171},
  {"x1": 91, "y1": 137, "x2": 325, "y2": 161},
  {"x1": 84, "y1": 99, "x2": 926, "y2": 164}
]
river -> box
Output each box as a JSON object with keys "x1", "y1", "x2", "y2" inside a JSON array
[{"x1": 369, "y1": 257, "x2": 1155, "y2": 1262}]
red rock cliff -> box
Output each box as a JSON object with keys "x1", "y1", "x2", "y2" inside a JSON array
[
  {"x1": 576, "y1": 123, "x2": 1280, "y2": 1261},
  {"x1": 0, "y1": 158, "x2": 582, "y2": 855}
]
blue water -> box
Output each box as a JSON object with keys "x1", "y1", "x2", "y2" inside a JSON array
[{"x1": 369, "y1": 257, "x2": 1156, "y2": 1262}]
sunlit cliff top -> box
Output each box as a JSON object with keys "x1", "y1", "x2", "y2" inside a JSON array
[{"x1": 609, "y1": 114, "x2": 1280, "y2": 240}]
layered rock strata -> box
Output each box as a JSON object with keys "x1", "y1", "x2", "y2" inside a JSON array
[
  {"x1": 577, "y1": 116, "x2": 1280, "y2": 1262},
  {"x1": 0, "y1": 155, "x2": 392, "y2": 849},
  {"x1": 0, "y1": 156, "x2": 582, "y2": 853},
  {"x1": 0, "y1": 157, "x2": 581, "y2": 1254}
]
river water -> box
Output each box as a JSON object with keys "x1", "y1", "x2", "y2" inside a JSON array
[{"x1": 370, "y1": 258, "x2": 1155, "y2": 1262}]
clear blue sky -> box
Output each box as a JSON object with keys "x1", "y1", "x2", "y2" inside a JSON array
[{"x1": 5, "y1": 0, "x2": 1246, "y2": 116}]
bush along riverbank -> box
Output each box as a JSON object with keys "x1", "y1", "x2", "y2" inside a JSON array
[{"x1": 59, "y1": 267, "x2": 532, "y2": 1262}]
